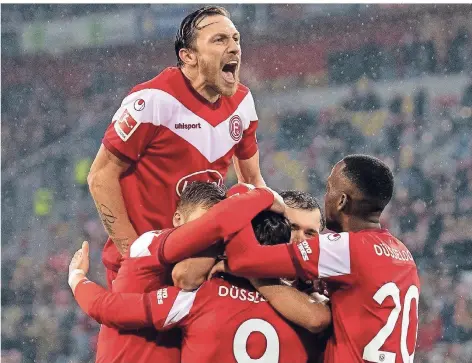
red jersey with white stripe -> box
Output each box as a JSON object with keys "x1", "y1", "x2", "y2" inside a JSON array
[
  {"x1": 101, "y1": 67, "x2": 259, "y2": 284},
  {"x1": 287, "y1": 230, "x2": 420, "y2": 363},
  {"x1": 95, "y1": 188, "x2": 275, "y2": 363},
  {"x1": 76, "y1": 277, "x2": 309, "y2": 363},
  {"x1": 96, "y1": 230, "x2": 179, "y2": 363}
]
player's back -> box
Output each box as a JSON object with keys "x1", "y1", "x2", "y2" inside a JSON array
[
  {"x1": 96, "y1": 230, "x2": 180, "y2": 363},
  {"x1": 181, "y1": 277, "x2": 309, "y2": 363},
  {"x1": 324, "y1": 229, "x2": 420, "y2": 363}
]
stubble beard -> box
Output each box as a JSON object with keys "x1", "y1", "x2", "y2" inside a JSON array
[{"x1": 200, "y1": 57, "x2": 239, "y2": 97}]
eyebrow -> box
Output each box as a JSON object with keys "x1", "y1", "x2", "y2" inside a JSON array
[{"x1": 211, "y1": 31, "x2": 240, "y2": 38}]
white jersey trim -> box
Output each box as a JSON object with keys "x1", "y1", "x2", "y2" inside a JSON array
[
  {"x1": 163, "y1": 288, "x2": 199, "y2": 327},
  {"x1": 129, "y1": 231, "x2": 157, "y2": 258},
  {"x1": 318, "y1": 232, "x2": 351, "y2": 278},
  {"x1": 112, "y1": 88, "x2": 258, "y2": 163}
]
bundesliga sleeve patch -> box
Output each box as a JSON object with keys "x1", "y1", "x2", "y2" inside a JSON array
[{"x1": 114, "y1": 109, "x2": 140, "y2": 141}]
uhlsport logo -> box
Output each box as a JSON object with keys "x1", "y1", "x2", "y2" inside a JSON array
[
  {"x1": 229, "y1": 115, "x2": 243, "y2": 142},
  {"x1": 176, "y1": 169, "x2": 224, "y2": 197},
  {"x1": 175, "y1": 122, "x2": 202, "y2": 130}
]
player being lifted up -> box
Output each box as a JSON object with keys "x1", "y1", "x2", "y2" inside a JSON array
[
  {"x1": 220, "y1": 154, "x2": 421, "y2": 363},
  {"x1": 89, "y1": 181, "x2": 284, "y2": 363},
  {"x1": 87, "y1": 5, "x2": 265, "y2": 293},
  {"x1": 68, "y1": 211, "x2": 331, "y2": 363}
]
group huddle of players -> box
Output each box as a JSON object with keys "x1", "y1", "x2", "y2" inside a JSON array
[{"x1": 68, "y1": 5, "x2": 420, "y2": 363}]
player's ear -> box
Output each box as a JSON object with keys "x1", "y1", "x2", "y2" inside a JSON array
[
  {"x1": 173, "y1": 210, "x2": 184, "y2": 227},
  {"x1": 337, "y1": 193, "x2": 348, "y2": 212},
  {"x1": 179, "y1": 48, "x2": 197, "y2": 67}
]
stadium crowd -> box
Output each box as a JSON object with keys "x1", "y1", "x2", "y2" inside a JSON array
[{"x1": 2, "y1": 5, "x2": 472, "y2": 363}]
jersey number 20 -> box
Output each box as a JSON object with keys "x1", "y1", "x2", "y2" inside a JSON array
[
  {"x1": 363, "y1": 282, "x2": 419, "y2": 363},
  {"x1": 233, "y1": 318, "x2": 279, "y2": 362}
]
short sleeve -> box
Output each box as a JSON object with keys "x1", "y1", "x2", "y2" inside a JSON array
[
  {"x1": 149, "y1": 287, "x2": 198, "y2": 331},
  {"x1": 103, "y1": 89, "x2": 160, "y2": 162},
  {"x1": 287, "y1": 233, "x2": 353, "y2": 284},
  {"x1": 235, "y1": 91, "x2": 259, "y2": 160},
  {"x1": 235, "y1": 120, "x2": 259, "y2": 160},
  {"x1": 128, "y1": 229, "x2": 175, "y2": 266}
]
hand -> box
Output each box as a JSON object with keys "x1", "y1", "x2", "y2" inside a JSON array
[
  {"x1": 263, "y1": 187, "x2": 286, "y2": 215},
  {"x1": 69, "y1": 241, "x2": 90, "y2": 276},
  {"x1": 208, "y1": 260, "x2": 227, "y2": 280}
]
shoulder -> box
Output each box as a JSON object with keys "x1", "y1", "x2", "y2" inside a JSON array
[
  {"x1": 318, "y1": 232, "x2": 350, "y2": 245},
  {"x1": 123, "y1": 67, "x2": 183, "y2": 107},
  {"x1": 129, "y1": 229, "x2": 174, "y2": 258},
  {"x1": 130, "y1": 67, "x2": 181, "y2": 93}
]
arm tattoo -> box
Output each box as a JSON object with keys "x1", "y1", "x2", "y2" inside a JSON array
[
  {"x1": 94, "y1": 203, "x2": 131, "y2": 253},
  {"x1": 97, "y1": 203, "x2": 117, "y2": 236},
  {"x1": 113, "y1": 237, "x2": 131, "y2": 254}
]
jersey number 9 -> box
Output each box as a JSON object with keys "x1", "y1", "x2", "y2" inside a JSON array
[{"x1": 233, "y1": 318, "x2": 279, "y2": 362}]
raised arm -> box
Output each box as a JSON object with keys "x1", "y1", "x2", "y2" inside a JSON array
[{"x1": 88, "y1": 145, "x2": 137, "y2": 255}]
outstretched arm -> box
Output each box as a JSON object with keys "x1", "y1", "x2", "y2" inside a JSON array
[
  {"x1": 68, "y1": 242, "x2": 190, "y2": 331},
  {"x1": 160, "y1": 188, "x2": 277, "y2": 265},
  {"x1": 224, "y1": 225, "x2": 298, "y2": 278},
  {"x1": 74, "y1": 280, "x2": 155, "y2": 329},
  {"x1": 68, "y1": 241, "x2": 154, "y2": 329}
]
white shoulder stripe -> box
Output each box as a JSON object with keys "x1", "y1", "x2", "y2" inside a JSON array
[
  {"x1": 318, "y1": 232, "x2": 351, "y2": 278},
  {"x1": 113, "y1": 88, "x2": 258, "y2": 162},
  {"x1": 163, "y1": 288, "x2": 199, "y2": 327},
  {"x1": 129, "y1": 231, "x2": 156, "y2": 258}
]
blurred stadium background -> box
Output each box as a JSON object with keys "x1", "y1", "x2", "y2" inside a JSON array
[{"x1": 1, "y1": 3, "x2": 472, "y2": 363}]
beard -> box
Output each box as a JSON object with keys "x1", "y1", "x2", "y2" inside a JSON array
[{"x1": 199, "y1": 56, "x2": 239, "y2": 97}]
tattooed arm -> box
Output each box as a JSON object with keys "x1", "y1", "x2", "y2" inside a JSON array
[{"x1": 88, "y1": 145, "x2": 139, "y2": 255}]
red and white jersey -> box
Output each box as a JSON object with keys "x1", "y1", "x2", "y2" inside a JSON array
[
  {"x1": 150, "y1": 277, "x2": 309, "y2": 363},
  {"x1": 96, "y1": 230, "x2": 179, "y2": 363},
  {"x1": 101, "y1": 67, "x2": 259, "y2": 280},
  {"x1": 287, "y1": 229, "x2": 420, "y2": 363}
]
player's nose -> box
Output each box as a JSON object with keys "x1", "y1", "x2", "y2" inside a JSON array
[
  {"x1": 291, "y1": 231, "x2": 306, "y2": 244},
  {"x1": 228, "y1": 38, "x2": 240, "y2": 55}
]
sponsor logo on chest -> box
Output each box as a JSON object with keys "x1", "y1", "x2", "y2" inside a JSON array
[
  {"x1": 166, "y1": 109, "x2": 247, "y2": 163},
  {"x1": 176, "y1": 169, "x2": 224, "y2": 197},
  {"x1": 175, "y1": 122, "x2": 202, "y2": 130}
]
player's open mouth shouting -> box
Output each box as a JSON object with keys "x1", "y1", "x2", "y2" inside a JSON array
[{"x1": 221, "y1": 59, "x2": 239, "y2": 84}]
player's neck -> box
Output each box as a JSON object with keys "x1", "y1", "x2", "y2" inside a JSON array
[
  {"x1": 342, "y1": 214, "x2": 382, "y2": 232},
  {"x1": 181, "y1": 67, "x2": 220, "y2": 103}
]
